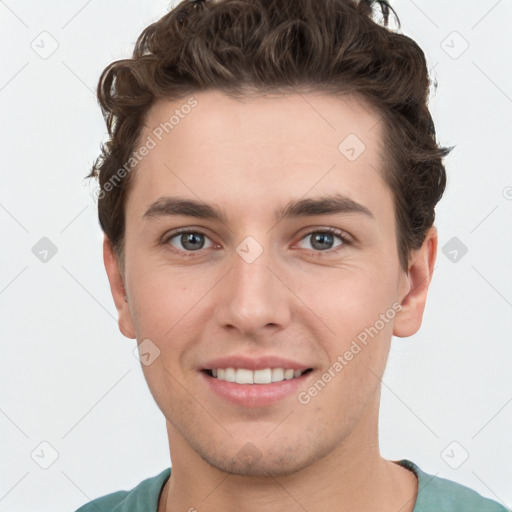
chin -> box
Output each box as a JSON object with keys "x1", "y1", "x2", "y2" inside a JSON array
[
  {"x1": 203, "y1": 453, "x2": 310, "y2": 477},
  {"x1": 196, "y1": 437, "x2": 332, "y2": 478}
]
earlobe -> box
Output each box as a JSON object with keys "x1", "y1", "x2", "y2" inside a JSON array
[
  {"x1": 103, "y1": 235, "x2": 136, "y2": 339},
  {"x1": 393, "y1": 227, "x2": 438, "y2": 338}
]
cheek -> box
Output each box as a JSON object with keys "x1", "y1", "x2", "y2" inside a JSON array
[
  {"x1": 298, "y1": 264, "x2": 399, "y2": 342},
  {"x1": 127, "y1": 260, "x2": 196, "y2": 333},
  {"x1": 299, "y1": 274, "x2": 397, "y2": 416},
  {"x1": 127, "y1": 262, "x2": 219, "y2": 372}
]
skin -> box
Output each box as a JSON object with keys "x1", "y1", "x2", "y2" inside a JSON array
[{"x1": 103, "y1": 90, "x2": 437, "y2": 512}]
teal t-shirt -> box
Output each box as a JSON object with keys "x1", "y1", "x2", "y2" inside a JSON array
[{"x1": 74, "y1": 459, "x2": 509, "y2": 511}]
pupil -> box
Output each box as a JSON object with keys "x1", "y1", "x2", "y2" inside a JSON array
[
  {"x1": 183, "y1": 233, "x2": 203, "y2": 250},
  {"x1": 312, "y1": 233, "x2": 333, "y2": 250}
]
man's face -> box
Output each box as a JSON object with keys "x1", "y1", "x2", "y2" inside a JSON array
[{"x1": 112, "y1": 90, "x2": 414, "y2": 476}]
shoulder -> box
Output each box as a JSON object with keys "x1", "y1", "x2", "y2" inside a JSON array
[
  {"x1": 397, "y1": 460, "x2": 510, "y2": 512},
  {"x1": 73, "y1": 468, "x2": 171, "y2": 512}
]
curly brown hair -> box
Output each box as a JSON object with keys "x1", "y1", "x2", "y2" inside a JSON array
[{"x1": 87, "y1": 0, "x2": 451, "y2": 271}]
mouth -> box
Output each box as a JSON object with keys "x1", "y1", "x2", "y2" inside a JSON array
[
  {"x1": 203, "y1": 367, "x2": 314, "y2": 384},
  {"x1": 201, "y1": 366, "x2": 315, "y2": 408},
  {"x1": 200, "y1": 355, "x2": 315, "y2": 407}
]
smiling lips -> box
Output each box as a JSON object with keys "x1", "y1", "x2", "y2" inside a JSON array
[{"x1": 201, "y1": 355, "x2": 314, "y2": 407}]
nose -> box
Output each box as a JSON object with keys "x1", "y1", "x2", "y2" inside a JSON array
[{"x1": 214, "y1": 241, "x2": 292, "y2": 336}]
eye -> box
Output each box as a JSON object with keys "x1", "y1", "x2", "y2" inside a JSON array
[
  {"x1": 162, "y1": 227, "x2": 350, "y2": 256},
  {"x1": 297, "y1": 228, "x2": 349, "y2": 254},
  {"x1": 164, "y1": 230, "x2": 215, "y2": 253}
]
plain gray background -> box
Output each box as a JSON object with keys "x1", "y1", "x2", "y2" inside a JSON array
[{"x1": 1, "y1": 1, "x2": 511, "y2": 510}]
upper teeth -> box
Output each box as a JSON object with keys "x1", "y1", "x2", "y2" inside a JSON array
[{"x1": 211, "y1": 368, "x2": 304, "y2": 384}]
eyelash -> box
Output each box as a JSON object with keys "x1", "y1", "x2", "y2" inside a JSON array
[{"x1": 162, "y1": 227, "x2": 351, "y2": 257}]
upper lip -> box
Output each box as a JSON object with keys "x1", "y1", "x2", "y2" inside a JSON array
[{"x1": 202, "y1": 355, "x2": 313, "y2": 371}]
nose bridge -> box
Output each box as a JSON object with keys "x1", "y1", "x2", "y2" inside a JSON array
[{"x1": 215, "y1": 236, "x2": 290, "y2": 333}]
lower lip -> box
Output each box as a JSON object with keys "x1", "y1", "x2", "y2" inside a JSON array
[{"x1": 201, "y1": 370, "x2": 313, "y2": 408}]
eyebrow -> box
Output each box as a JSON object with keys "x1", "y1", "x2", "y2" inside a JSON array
[{"x1": 142, "y1": 193, "x2": 374, "y2": 223}]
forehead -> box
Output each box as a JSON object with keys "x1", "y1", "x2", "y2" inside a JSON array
[{"x1": 126, "y1": 90, "x2": 390, "y2": 223}]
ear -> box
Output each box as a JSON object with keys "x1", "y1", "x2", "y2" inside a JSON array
[
  {"x1": 393, "y1": 226, "x2": 438, "y2": 338},
  {"x1": 103, "y1": 235, "x2": 136, "y2": 339}
]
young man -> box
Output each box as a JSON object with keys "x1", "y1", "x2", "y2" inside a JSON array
[{"x1": 77, "y1": 0, "x2": 508, "y2": 510}]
